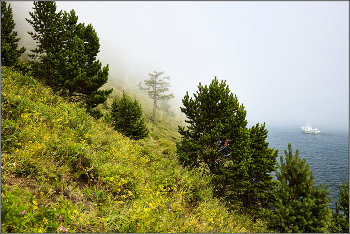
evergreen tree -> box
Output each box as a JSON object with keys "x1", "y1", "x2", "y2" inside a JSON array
[
  {"x1": 330, "y1": 180, "x2": 349, "y2": 233},
  {"x1": 26, "y1": 2, "x2": 112, "y2": 117},
  {"x1": 241, "y1": 123, "x2": 279, "y2": 211},
  {"x1": 110, "y1": 91, "x2": 149, "y2": 140},
  {"x1": 1, "y1": 1, "x2": 26, "y2": 66},
  {"x1": 176, "y1": 77, "x2": 253, "y2": 204},
  {"x1": 138, "y1": 71, "x2": 174, "y2": 121},
  {"x1": 26, "y1": 1, "x2": 65, "y2": 87},
  {"x1": 265, "y1": 143, "x2": 332, "y2": 232},
  {"x1": 59, "y1": 10, "x2": 112, "y2": 114}
]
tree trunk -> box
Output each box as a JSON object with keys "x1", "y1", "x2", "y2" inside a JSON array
[{"x1": 152, "y1": 98, "x2": 157, "y2": 120}]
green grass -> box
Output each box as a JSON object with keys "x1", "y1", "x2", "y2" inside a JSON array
[{"x1": 1, "y1": 66, "x2": 273, "y2": 233}]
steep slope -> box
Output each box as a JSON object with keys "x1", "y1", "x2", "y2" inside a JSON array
[
  {"x1": 1, "y1": 66, "x2": 271, "y2": 233},
  {"x1": 97, "y1": 77, "x2": 186, "y2": 155}
]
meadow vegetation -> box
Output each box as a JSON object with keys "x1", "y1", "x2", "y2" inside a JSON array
[
  {"x1": 2, "y1": 1, "x2": 348, "y2": 232},
  {"x1": 1, "y1": 66, "x2": 271, "y2": 232}
]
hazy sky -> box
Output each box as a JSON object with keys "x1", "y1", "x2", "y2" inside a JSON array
[{"x1": 10, "y1": 1, "x2": 349, "y2": 130}]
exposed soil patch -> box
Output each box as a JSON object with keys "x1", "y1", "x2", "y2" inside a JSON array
[{"x1": 6, "y1": 176, "x2": 22, "y2": 185}]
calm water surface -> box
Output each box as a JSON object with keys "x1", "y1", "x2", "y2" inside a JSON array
[{"x1": 266, "y1": 125, "x2": 349, "y2": 212}]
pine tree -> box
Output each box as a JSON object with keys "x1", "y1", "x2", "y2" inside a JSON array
[
  {"x1": 1, "y1": 1, "x2": 26, "y2": 66},
  {"x1": 26, "y1": 1, "x2": 65, "y2": 87},
  {"x1": 330, "y1": 180, "x2": 349, "y2": 233},
  {"x1": 265, "y1": 143, "x2": 332, "y2": 232},
  {"x1": 176, "y1": 77, "x2": 253, "y2": 203},
  {"x1": 138, "y1": 71, "x2": 174, "y2": 121},
  {"x1": 110, "y1": 91, "x2": 149, "y2": 140},
  {"x1": 240, "y1": 123, "x2": 279, "y2": 212},
  {"x1": 26, "y1": 2, "x2": 112, "y2": 117},
  {"x1": 58, "y1": 10, "x2": 112, "y2": 114}
]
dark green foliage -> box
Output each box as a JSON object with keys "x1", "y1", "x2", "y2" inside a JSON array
[
  {"x1": 241, "y1": 123, "x2": 279, "y2": 211},
  {"x1": 26, "y1": 1, "x2": 64, "y2": 87},
  {"x1": 176, "y1": 77, "x2": 277, "y2": 211},
  {"x1": 330, "y1": 180, "x2": 349, "y2": 233},
  {"x1": 177, "y1": 77, "x2": 247, "y2": 171},
  {"x1": 265, "y1": 143, "x2": 332, "y2": 232},
  {"x1": 58, "y1": 11, "x2": 112, "y2": 109},
  {"x1": 1, "y1": 1, "x2": 26, "y2": 66},
  {"x1": 110, "y1": 91, "x2": 149, "y2": 140},
  {"x1": 138, "y1": 71, "x2": 174, "y2": 120},
  {"x1": 26, "y1": 1, "x2": 112, "y2": 114}
]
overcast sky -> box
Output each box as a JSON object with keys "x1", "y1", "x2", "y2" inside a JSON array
[{"x1": 10, "y1": 1, "x2": 349, "y2": 130}]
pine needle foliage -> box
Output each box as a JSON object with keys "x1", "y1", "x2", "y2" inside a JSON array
[
  {"x1": 265, "y1": 143, "x2": 332, "y2": 232},
  {"x1": 26, "y1": 1, "x2": 112, "y2": 117},
  {"x1": 1, "y1": 1, "x2": 26, "y2": 66},
  {"x1": 110, "y1": 91, "x2": 149, "y2": 140},
  {"x1": 25, "y1": 1, "x2": 64, "y2": 87},
  {"x1": 242, "y1": 123, "x2": 279, "y2": 212},
  {"x1": 329, "y1": 180, "x2": 349, "y2": 233},
  {"x1": 176, "y1": 77, "x2": 278, "y2": 212}
]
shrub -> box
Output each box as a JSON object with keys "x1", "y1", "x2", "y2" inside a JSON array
[
  {"x1": 329, "y1": 180, "x2": 349, "y2": 233},
  {"x1": 110, "y1": 91, "x2": 149, "y2": 140},
  {"x1": 265, "y1": 143, "x2": 332, "y2": 232}
]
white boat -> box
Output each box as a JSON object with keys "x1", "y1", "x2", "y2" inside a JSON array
[{"x1": 301, "y1": 124, "x2": 320, "y2": 134}]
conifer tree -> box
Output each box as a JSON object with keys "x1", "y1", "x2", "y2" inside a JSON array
[
  {"x1": 110, "y1": 91, "x2": 149, "y2": 140},
  {"x1": 330, "y1": 180, "x2": 349, "y2": 233},
  {"x1": 265, "y1": 143, "x2": 332, "y2": 232},
  {"x1": 26, "y1": 1, "x2": 64, "y2": 87},
  {"x1": 138, "y1": 71, "x2": 174, "y2": 121},
  {"x1": 58, "y1": 10, "x2": 112, "y2": 114},
  {"x1": 1, "y1": 1, "x2": 26, "y2": 66},
  {"x1": 176, "y1": 77, "x2": 253, "y2": 203},
  {"x1": 241, "y1": 123, "x2": 279, "y2": 211},
  {"x1": 26, "y1": 2, "x2": 112, "y2": 117}
]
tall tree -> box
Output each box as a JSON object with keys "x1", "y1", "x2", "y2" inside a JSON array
[
  {"x1": 26, "y1": 2, "x2": 112, "y2": 118},
  {"x1": 240, "y1": 123, "x2": 279, "y2": 212},
  {"x1": 265, "y1": 143, "x2": 332, "y2": 233},
  {"x1": 330, "y1": 180, "x2": 349, "y2": 233},
  {"x1": 26, "y1": 1, "x2": 64, "y2": 87},
  {"x1": 110, "y1": 91, "x2": 149, "y2": 140},
  {"x1": 58, "y1": 10, "x2": 112, "y2": 115},
  {"x1": 1, "y1": 1, "x2": 26, "y2": 66},
  {"x1": 138, "y1": 71, "x2": 174, "y2": 121},
  {"x1": 176, "y1": 77, "x2": 254, "y2": 204}
]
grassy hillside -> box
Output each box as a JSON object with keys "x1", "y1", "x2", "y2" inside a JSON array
[
  {"x1": 1, "y1": 66, "x2": 272, "y2": 233},
  {"x1": 96, "y1": 77, "x2": 186, "y2": 155}
]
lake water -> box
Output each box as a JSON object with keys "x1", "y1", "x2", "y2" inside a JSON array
[{"x1": 266, "y1": 125, "x2": 349, "y2": 213}]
